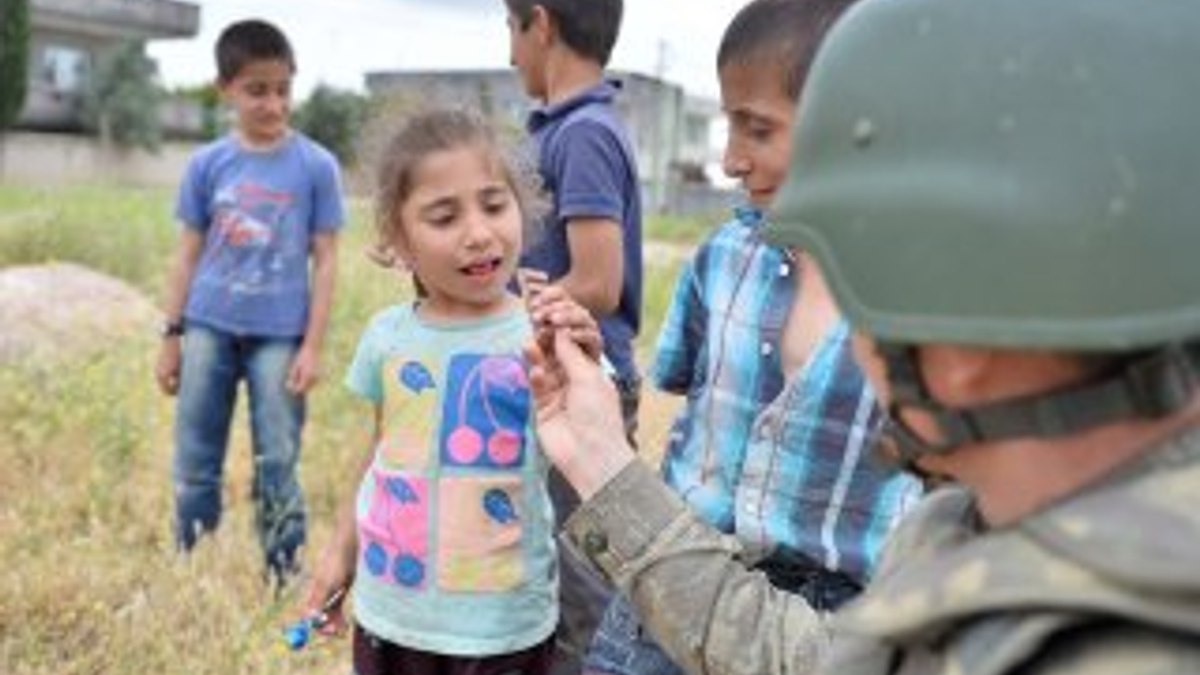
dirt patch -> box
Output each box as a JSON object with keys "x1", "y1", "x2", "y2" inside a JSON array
[{"x1": 0, "y1": 263, "x2": 158, "y2": 363}]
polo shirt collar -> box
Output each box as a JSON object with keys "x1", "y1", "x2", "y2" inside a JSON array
[{"x1": 527, "y1": 78, "x2": 622, "y2": 133}]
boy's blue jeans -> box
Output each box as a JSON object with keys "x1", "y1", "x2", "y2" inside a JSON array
[{"x1": 172, "y1": 323, "x2": 307, "y2": 577}]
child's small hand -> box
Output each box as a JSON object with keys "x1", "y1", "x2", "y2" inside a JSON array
[
  {"x1": 527, "y1": 284, "x2": 603, "y2": 362},
  {"x1": 517, "y1": 268, "x2": 549, "y2": 309},
  {"x1": 286, "y1": 344, "x2": 322, "y2": 395},
  {"x1": 299, "y1": 555, "x2": 353, "y2": 639},
  {"x1": 155, "y1": 340, "x2": 182, "y2": 396}
]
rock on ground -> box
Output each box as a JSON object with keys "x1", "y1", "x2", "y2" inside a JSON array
[{"x1": 0, "y1": 263, "x2": 158, "y2": 363}]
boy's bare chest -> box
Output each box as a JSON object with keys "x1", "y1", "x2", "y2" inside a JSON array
[{"x1": 779, "y1": 260, "x2": 839, "y2": 376}]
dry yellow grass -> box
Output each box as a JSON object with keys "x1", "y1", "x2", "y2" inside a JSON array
[{"x1": 0, "y1": 185, "x2": 688, "y2": 674}]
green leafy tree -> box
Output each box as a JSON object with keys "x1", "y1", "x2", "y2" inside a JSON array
[
  {"x1": 0, "y1": 0, "x2": 31, "y2": 130},
  {"x1": 83, "y1": 41, "x2": 165, "y2": 151},
  {"x1": 175, "y1": 82, "x2": 224, "y2": 140},
  {"x1": 293, "y1": 84, "x2": 367, "y2": 166}
]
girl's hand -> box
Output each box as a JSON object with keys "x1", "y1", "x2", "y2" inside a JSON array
[
  {"x1": 525, "y1": 331, "x2": 634, "y2": 500},
  {"x1": 526, "y1": 283, "x2": 604, "y2": 362},
  {"x1": 300, "y1": 548, "x2": 355, "y2": 638}
]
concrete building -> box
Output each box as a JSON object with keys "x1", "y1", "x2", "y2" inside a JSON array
[
  {"x1": 18, "y1": 0, "x2": 200, "y2": 131},
  {"x1": 365, "y1": 68, "x2": 730, "y2": 216}
]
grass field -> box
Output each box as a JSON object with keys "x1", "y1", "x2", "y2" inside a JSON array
[{"x1": 0, "y1": 183, "x2": 697, "y2": 674}]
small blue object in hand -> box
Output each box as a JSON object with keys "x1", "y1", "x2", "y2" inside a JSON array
[
  {"x1": 283, "y1": 616, "x2": 319, "y2": 650},
  {"x1": 283, "y1": 586, "x2": 346, "y2": 651}
]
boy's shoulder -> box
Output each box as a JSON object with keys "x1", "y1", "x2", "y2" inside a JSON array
[
  {"x1": 539, "y1": 80, "x2": 631, "y2": 144},
  {"x1": 186, "y1": 134, "x2": 237, "y2": 167},
  {"x1": 695, "y1": 210, "x2": 771, "y2": 260},
  {"x1": 186, "y1": 132, "x2": 339, "y2": 172},
  {"x1": 287, "y1": 130, "x2": 341, "y2": 171}
]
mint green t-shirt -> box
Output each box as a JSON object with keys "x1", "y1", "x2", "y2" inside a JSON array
[{"x1": 344, "y1": 303, "x2": 557, "y2": 656}]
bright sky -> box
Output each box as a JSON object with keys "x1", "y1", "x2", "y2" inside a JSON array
[{"x1": 148, "y1": 0, "x2": 749, "y2": 100}]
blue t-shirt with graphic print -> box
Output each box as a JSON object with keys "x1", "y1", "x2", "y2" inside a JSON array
[
  {"x1": 344, "y1": 303, "x2": 558, "y2": 656},
  {"x1": 175, "y1": 131, "x2": 345, "y2": 337}
]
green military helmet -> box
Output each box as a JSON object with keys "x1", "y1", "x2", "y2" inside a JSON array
[{"x1": 767, "y1": 0, "x2": 1200, "y2": 351}]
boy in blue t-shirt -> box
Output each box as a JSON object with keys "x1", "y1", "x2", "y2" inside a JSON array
[
  {"x1": 584, "y1": 2, "x2": 922, "y2": 674},
  {"x1": 503, "y1": 0, "x2": 642, "y2": 670},
  {"x1": 154, "y1": 19, "x2": 345, "y2": 581}
]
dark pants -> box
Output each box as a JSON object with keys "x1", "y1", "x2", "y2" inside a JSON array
[
  {"x1": 354, "y1": 624, "x2": 556, "y2": 675},
  {"x1": 550, "y1": 374, "x2": 640, "y2": 675}
]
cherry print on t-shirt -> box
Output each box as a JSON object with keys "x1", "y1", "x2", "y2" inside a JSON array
[
  {"x1": 359, "y1": 470, "x2": 429, "y2": 589},
  {"x1": 439, "y1": 354, "x2": 530, "y2": 469}
]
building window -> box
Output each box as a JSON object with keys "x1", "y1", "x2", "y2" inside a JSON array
[{"x1": 39, "y1": 45, "x2": 91, "y2": 93}]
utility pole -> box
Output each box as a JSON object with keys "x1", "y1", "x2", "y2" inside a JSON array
[{"x1": 652, "y1": 38, "x2": 672, "y2": 214}]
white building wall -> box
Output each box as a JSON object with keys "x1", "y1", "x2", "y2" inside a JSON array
[{"x1": 0, "y1": 131, "x2": 195, "y2": 188}]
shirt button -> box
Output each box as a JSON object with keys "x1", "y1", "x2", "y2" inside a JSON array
[
  {"x1": 779, "y1": 262, "x2": 791, "y2": 278},
  {"x1": 761, "y1": 342, "x2": 773, "y2": 357},
  {"x1": 582, "y1": 531, "x2": 609, "y2": 556}
]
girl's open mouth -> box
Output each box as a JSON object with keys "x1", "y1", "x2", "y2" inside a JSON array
[{"x1": 461, "y1": 257, "x2": 503, "y2": 277}]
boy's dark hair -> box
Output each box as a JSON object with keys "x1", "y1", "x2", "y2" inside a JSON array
[
  {"x1": 718, "y1": 0, "x2": 857, "y2": 101},
  {"x1": 215, "y1": 19, "x2": 295, "y2": 82},
  {"x1": 505, "y1": 0, "x2": 623, "y2": 66}
]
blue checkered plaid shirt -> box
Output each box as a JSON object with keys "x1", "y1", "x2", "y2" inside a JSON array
[{"x1": 653, "y1": 207, "x2": 922, "y2": 583}]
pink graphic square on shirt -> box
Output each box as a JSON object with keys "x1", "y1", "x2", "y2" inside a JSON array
[{"x1": 359, "y1": 468, "x2": 430, "y2": 590}]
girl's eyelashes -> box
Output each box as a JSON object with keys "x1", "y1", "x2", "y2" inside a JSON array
[
  {"x1": 416, "y1": 186, "x2": 515, "y2": 225},
  {"x1": 419, "y1": 200, "x2": 459, "y2": 227},
  {"x1": 482, "y1": 189, "x2": 512, "y2": 215}
]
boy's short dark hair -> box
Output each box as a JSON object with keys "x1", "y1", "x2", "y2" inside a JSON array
[
  {"x1": 505, "y1": 0, "x2": 622, "y2": 67},
  {"x1": 718, "y1": 0, "x2": 857, "y2": 101},
  {"x1": 215, "y1": 19, "x2": 296, "y2": 82}
]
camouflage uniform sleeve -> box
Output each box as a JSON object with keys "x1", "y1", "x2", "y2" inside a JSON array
[{"x1": 563, "y1": 461, "x2": 830, "y2": 675}]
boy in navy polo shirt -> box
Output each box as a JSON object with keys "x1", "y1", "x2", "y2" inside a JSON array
[
  {"x1": 504, "y1": 0, "x2": 643, "y2": 671},
  {"x1": 154, "y1": 19, "x2": 345, "y2": 583}
]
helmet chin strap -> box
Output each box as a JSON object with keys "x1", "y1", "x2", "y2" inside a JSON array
[{"x1": 875, "y1": 341, "x2": 1200, "y2": 466}]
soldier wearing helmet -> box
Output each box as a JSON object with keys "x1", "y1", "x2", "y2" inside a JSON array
[{"x1": 524, "y1": 0, "x2": 1200, "y2": 672}]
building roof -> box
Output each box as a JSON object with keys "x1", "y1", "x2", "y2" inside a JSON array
[{"x1": 32, "y1": 0, "x2": 200, "y2": 41}]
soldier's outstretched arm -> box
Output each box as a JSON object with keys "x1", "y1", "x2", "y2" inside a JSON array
[{"x1": 528, "y1": 333, "x2": 829, "y2": 675}]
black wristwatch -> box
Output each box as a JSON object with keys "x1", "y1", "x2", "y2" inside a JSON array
[{"x1": 161, "y1": 319, "x2": 185, "y2": 338}]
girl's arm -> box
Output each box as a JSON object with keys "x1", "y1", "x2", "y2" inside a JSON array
[{"x1": 302, "y1": 403, "x2": 381, "y2": 636}]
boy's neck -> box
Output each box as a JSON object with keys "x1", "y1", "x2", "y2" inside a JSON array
[
  {"x1": 542, "y1": 54, "x2": 606, "y2": 106},
  {"x1": 234, "y1": 127, "x2": 292, "y2": 152}
]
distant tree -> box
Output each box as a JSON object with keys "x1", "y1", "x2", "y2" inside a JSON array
[
  {"x1": 293, "y1": 84, "x2": 368, "y2": 165},
  {"x1": 175, "y1": 82, "x2": 224, "y2": 140},
  {"x1": 83, "y1": 41, "x2": 165, "y2": 151},
  {"x1": 0, "y1": 0, "x2": 31, "y2": 130}
]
